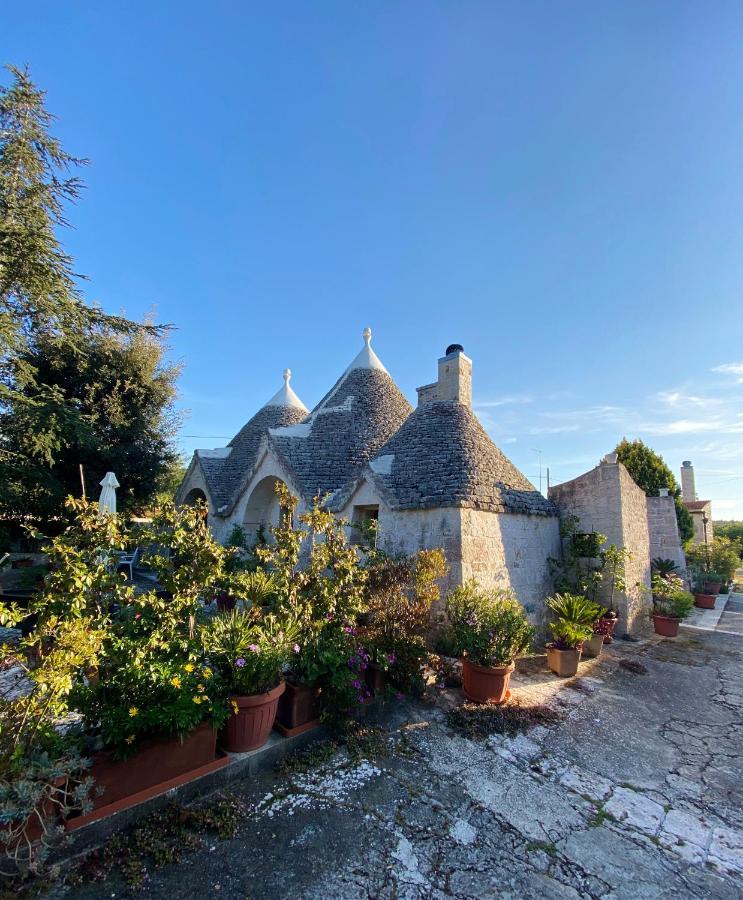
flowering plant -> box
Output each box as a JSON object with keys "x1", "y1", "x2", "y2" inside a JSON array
[
  {"x1": 444, "y1": 580, "x2": 534, "y2": 666},
  {"x1": 202, "y1": 607, "x2": 299, "y2": 696},
  {"x1": 74, "y1": 656, "x2": 227, "y2": 758}
]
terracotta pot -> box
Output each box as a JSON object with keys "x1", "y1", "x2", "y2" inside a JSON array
[
  {"x1": 703, "y1": 581, "x2": 721, "y2": 595},
  {"x1": 462, "y1": 658, "x2": 514, "y2": 704},
  {"x1": 276, "y1": 681, "x2": 321, "y2": 731},
  {"x1": 222, "y1": 681, "x2": 285, "y2": 752},
  {"x1": 88, "y1": 722, "x2": 217, "y2": 810},
  {"x1": 598, "y1": 614, "x2": 618, "y2": 644},
  {"x1": 694, "y1": 593, "x2": 716, "y2": 609},
  {"x1": 546, "y1": 646, "x2": 581, "y2": 677},
  {"x1": 582, "y1": 632, "x2": 604, "y2": 659},
  {"x1": 652, "y1": 614, "x2": 680, "y2": 637},
  {"x1": 365, "y1": 663, "x2": 387, "y2": 696}
]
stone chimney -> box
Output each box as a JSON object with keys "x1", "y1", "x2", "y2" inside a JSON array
[
  {"x1": 680, "y1": 460, "x2": 696, "y2": 502},
  {"x1": 416, "y1": 344, "x2": 472, "y2": 407}
]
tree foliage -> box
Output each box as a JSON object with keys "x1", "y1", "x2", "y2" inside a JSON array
[
  {"x1": 0, "y1": 65, "x2": 172, "y2": 522},
  {"x1": 615, "y1": 438, "x2": 694, "y2": 543},
  {"x1": 0, "y1": 325, "x2": 182, "y2": 518}
]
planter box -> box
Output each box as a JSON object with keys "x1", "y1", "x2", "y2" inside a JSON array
[
  {"x1": 65, "y1": 722, "x2": 227, "y2": 832},
  {"x1": 275, "y1": 681, "x2": 321, "y2": 737},
  {"x1": 546, "y1": 646, "x2": 581, "y2": 677},
  {"x1": 86, "y1": 722, "x2": 218, "y2": 811},
  {"x1": 694, "y1": 593, "x2": 716, "y2": 609},
  {"x1": 652, "y1": 614, "x2": 680, "y2": 637},
  {"x1": 703, "y1": 582, "x2": 721, "y2": 595},
  {"x1": 462, "y1": 658, "x2": 513, "y2": 704}
]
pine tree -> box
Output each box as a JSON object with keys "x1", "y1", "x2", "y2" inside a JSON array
[{"x1": 0, "y1": 65, "x2": 169, "y2": 524}]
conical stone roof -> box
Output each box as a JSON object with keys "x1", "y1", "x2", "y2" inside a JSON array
[
  {"x1": 367, "y1": 400, "x2": 556, "y2": 515},
  {"x1": 197, "y1": 371, "x2": 308, "y2": 512},
  {"x1": 269, "y1": 329, "x2": 412, "y2": 502}
]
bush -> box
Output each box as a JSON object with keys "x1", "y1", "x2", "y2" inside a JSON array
[
  {"x1": 653, "y1": 590, "x2": 694, "y2": 620},
  {"x1": 361, "y1": 549, "x2": 447, "y2": 693},
  {"x1": 685, "y1": 537, "x2": 741, "y2": 582},
  {"x1": 443, "y1": 580, "x2": 534, "y2": 667},
  {"x1": 202, "y1": 608, "x2": 298, "y2": 696},
  {"x1": 545, "y1": 593, "x2": 599, "y2": 650}
]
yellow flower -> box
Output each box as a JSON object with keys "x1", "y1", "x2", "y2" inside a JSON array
[
  {"x1": 170, "y1": 676, "x2": 182, "y2": 688},
  {"x1": 192, "y1": 695, "x2": 202, "y2": 704},
  {"x1": 128, "y1": 706, "x2": 138, "y2": 717},
  {"x1": 184, "y1": 663, "x2": 195, "y2": 672},
  {"x1": 230, "y1": 699, "x2": 239, "y2": 715},
  {"x1": 126, "y1": 735, "x2": 135, "y2": 744},
  {"x1": 202, "y1": 667, "x2": 213, "y2": 679}
]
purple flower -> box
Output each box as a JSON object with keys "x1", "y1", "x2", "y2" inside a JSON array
[
  {"x1": 387, "y1": 653, "x2": 396, "y2": 664},
  {"x1": 248, "y1": 644, "x2": 260, "y2": 653},
  {"x1": 292, "y1": 643, "x2": 300, "y2": 653},
  {"x1": 352, "y1": 679, "x2": 361, "y2": 689},
  {"x1": 235, "y1": 658, "x2": 246, "y2": 668}
]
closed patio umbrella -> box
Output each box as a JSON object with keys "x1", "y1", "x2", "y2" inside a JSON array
[{"x1": 98, "y1": 471, "x2": 120, "y2": 517}]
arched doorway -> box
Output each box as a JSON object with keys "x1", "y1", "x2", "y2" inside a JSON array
[
  {"x1": 183, "y1": 488, "x2": 207, "y2": 506},
  {"x1": 242, "y1": 476, "x2": 291, "y2": 542}
]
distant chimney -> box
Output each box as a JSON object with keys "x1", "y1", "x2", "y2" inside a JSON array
[
  {"x1": 416, "y1": 345, "x2": 472, "y2": 407},
  {"x1": 680, "y1": 460, "x2": 696, "y2": 502}
]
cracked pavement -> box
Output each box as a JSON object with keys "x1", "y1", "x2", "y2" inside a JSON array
[{"x1": 53, "y1": 619, "x2": 743, "y2": 899}]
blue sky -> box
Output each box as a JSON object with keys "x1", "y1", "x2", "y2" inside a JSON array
[{"x1": 5, "y1": 2, "x2": 743, "y2": 516}]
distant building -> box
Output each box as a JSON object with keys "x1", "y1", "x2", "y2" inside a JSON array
[{"x1": 680, "y1": 460, "x2": 713, "y2": 544}]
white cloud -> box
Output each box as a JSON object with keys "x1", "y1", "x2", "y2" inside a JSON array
[
  {"x1": 656, "y1": 390, "x2": 720, "y2": 408},
  {"x1": 528, "y1": 424, "x2": 580, "y2": 435},
  {"x1": 474, "y1": 395, "x2": 533, "y2": 408},
  {"x1": 712, "y1": 362, "x2": 743, "y2": 383}
]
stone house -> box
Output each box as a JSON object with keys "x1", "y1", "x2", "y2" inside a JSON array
[
  {"x1": 680, "y1": 461, "x2": 714, "y2": 545},
  {"x1": 177, "y1": 330, "x2": 560, "y2": 623}
]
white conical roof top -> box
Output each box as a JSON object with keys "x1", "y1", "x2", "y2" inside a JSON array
[
  {"x1": 344, "y1": 327, "x2": 387, "y2": 374},
  {"x1": 263, "y1": 369, "x2": 308, "y2": 412}
]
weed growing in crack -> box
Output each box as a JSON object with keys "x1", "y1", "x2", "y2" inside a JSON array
[
  {"x1": 526, "y1": 840, "x2": 558, "y2": 858},
  {"x1": 275, "y1": 739, "x2": 340, "y2": 778},
  {"x1": 68, "y1": 794, "x2": 247, "y2": 891},
  {"x1": 446, "y1": 699, "x2": 564, "y2": 740},
  {"x1": 619, "y1": 659, "x2": 648, "y2": 675}
]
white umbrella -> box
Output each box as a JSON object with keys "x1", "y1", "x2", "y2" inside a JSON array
[{"x1": 98, "y1": 471, "x2": 120, "y2": 518}]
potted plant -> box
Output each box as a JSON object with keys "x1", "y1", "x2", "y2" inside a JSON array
[
  {"x1": 702, "y1": 571, "x2": 723, "y2": 595},
  {"x1": 545, "y1": 594, "x2": 598, "y2": 677},
  {"x1": 443, "y1": 580, "x2": 534, "y2": 704},
  {"x1": 582, "y1": 604, "x2": 608, "y2": 659},
  {"x1": 651, "y1": 582, "x2": 694, "y2": 637},
  {"x1": 689, "y1": 571, "x2": 716, "y2": 609},
  {"x1": 203, "y1": 608, "x2": 298, "y2": 752}
]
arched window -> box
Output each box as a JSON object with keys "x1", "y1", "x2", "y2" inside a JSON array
[{"x1": 242, "y1": 476, "x2": 292, "y2": 542}]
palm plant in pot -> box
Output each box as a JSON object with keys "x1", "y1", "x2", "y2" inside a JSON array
[
  {"x1": 651, "y1": 575, "x2": 693, "y2": 637},
  {"x1": 443, "y1": 581, "x2": 534, "y2": 704},
  {"x1": 203, "y1": 608, "x2": 299, "y2": 752},
  {"x1": 545, "y1": 594, "x2": 599, "y2": 677}
]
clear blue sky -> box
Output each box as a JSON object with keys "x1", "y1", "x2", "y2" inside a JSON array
[{"x1": 5, "y1": 2, "x2": 743, "y2": 516}]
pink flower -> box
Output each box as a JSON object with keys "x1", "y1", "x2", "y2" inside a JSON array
[
  {"x1": 292, "y1": 643, "x2": 300, "y2": 653},
  {"x1": 249, "y1": 644, "x2": 260, "y2": 653}
]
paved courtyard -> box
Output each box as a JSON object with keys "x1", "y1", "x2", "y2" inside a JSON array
[{"x1": 52, "y1": 600, "x2": 743, "y2": 900}]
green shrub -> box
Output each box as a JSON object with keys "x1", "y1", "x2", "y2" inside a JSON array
[
  {"x1": 443, "y1": 580, "x2": 534, "y2": 667},
  {"x1": 202, "y1": 607, "x2": 298, "y2": 696},
  {"x1": 653, "y1": 590, "x2": 694, "y2": 620},
  {"x1": 545, "y1": 593, "x2": 599, "y2": 650}
]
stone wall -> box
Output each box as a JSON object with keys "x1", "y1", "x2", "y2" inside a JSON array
[
  {"x1": 549, "y1": 460, "x2": 653, "y2": 637},
  {"x1": 459, "y1": 509, "x2": 560, "y2": 631},
  {"x1": 646, "y1": 496, "x2": 686, "y2": 577}
]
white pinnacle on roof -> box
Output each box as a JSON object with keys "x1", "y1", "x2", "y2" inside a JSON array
[
  {"x1": 344, "y1": 327, "x2": 388, "y2": 374},
  {"x1": 263, "y1": 368, "x2": 308, "y2": 412}
]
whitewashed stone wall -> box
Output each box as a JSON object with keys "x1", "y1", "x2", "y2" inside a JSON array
[
  {"x1": 459, "y1": 510, "x2": 560, "y2": 630},
  {"x1": 647, "y1": 496, "x2": 686, "y2": 576},
  {"x1": 549, "y1": 461, "x2": 652, "y2": 637}
]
